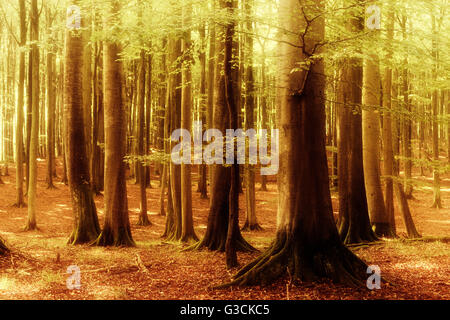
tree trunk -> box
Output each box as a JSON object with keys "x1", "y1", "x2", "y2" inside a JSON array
[
  {"x1": 431, "y1": 15, "x2": 441, "y2": 209},
  {"x1": 163, "y1": 35, "x2": 183, "y2": 241},
  {"x1": 46, "y1": 14, "x2": 56, "y2": 189},
  {"x1": 24, "y1": 0, "x2": 40, "y2": 231},
  {"x1": 242, "y1": 0, "x2": 261, "y2": 232},
  {"x1": 337, "y1": 3, "x2": 376, "y2": 244},
  {"x1": 136, "y1": 47, "x2": 151, "y2": 226},
  {"x1": 65, "y1": 11, "x2": 101, "y2": 244},
  {"x1": 95, "y1": 1, "x2": 135, "y2": 246},
  {"x1": 14, "y1": 0, "x2": 26, "y2": 207},
  {"x1": 225, "y1": 0, "x2": 368, "y2": 287},
  {"x1": 381, "y1": 7, "x2": 396, "y2": 235},
  {"x1": 180, "y1": 4, "x2": 198, "y2": 243},
  {"x1": 362, "y1": 26, "x2": 394, "y2": 237},
  {"x1": 197, "y1": 22, "x2": 208, "y2": 199},
  {"x1": 189, "y1": 0, "x2": 254, "y2": 254},
  {"x1": 400, "y1": 17, "x2": 413, "y2": 198}
]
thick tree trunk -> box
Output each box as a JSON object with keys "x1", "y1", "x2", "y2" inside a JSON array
[
  {"x1": 224, "y1": 0, "x2": 368, "y2": 287},
  {"x1": 337, "y1": 4, "x2": 376, "y2": 244},
  {"x1": 189, "y1": 1, "x2": 254, "y2": 253},
  {"x1": 64, "y1": 14, "x2": 101, "y2": 244},
  {"x1": 224, "y1": 0, "x2": 240, "y2": 268},
  {"x1": 362, "y1": 27, "x2": 394, "y2": 237},
  {"x1": 163, "y1": 35, "x2": 183, "y2": 241},
  {"x1": 95, "y1": 1, "x2": 135, "y2": 247}
]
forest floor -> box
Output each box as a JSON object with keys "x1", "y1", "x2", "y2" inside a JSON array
[{"x1": 0, "y1": 158, "x2": 449, "y2": 300}]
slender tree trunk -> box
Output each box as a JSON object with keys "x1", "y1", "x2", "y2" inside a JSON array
[
  {"x1": 137, "y1": 47, "x2": 151, "y2": 226},
  {"x1": 207, "y1": 2, "x2": 216, "y2": 189},
  {"x1": 224, "y1": 0, "x2": 240, "y2": 269},
  {"x1": 242, "y1": 0, "x2": 261, "y2": 232},
  {"x1": 381, "y1": 7, "x2": 396, "y2": 235},
  {"x1": 145, "y1": 51, "x2": 152, "y2": 189},
  {"x1": 14, "y1": 0, "x2": 26, "y2": 207},
  {"x1": 400, "y1": 17, "x2": 413, "y2": 198},
  {"x1": 25, "y1": 0, "x2": 40, "y2": 231},
  {"x1": 180, "y1": 3, "x2": 198, "y2": 243},
  {"x1": 197, "y1": 22, "x2": 208, "y2": 199},
  {"x1": 431, "y1": 15, "x2": 441, "y2": 209},
  {"x1": 46, "y1": 15, "x2": 56, "y2": 189}
]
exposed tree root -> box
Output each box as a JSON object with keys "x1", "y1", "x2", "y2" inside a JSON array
[
  {"x1": 94, "y1": 228, "x2": 136, "y2": 247},
  {"x1": 372, "y1": 222, "x2": 396, "y2": 238},
  {"x1": 396, "y1": 236, "x2": 450, "y2": 244},
  {"x1": 185, "y1": 233, "x2": 256, "y2": 253},
  {"x1": 23, "y1": 222, "x2": 39, "y2": 232},
  {"x1": 180, "y1": 233, "x2": 199, "y2": 244},
  {"x1": 11, "y1": 202, "x2": 27, "y2": 208},
  {"x1": 241, "y1": 222, "x2": 263, "y2": 232},
  {"x1": 136, "y1": 215, "x2": 152, "y2": 226},
  {"x1": 68, "y1": 228, "x2": 100, "y2": 245},
  {"x1": 46, "y1": 184, "x2": 57, "y2": 190},
  {"x1": 338, "y1": 217, "x2": 378, "y2": 245},
  {"x1": 215, "y1": 236, "x2": 369, "y2": 289}
]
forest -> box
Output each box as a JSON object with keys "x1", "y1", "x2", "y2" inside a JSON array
[{"x1": 0, "y1": 0, "x2": 449, "y2": 301}]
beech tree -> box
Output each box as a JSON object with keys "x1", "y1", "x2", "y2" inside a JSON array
[
  {"x1": 180, "y1": 2, "x2": 197, "y2": 242},
  {"x1": 190, "y1": 0, "x2": 254, "y2": 255},
  {"x1": 337, "y1": 0, "x2": 376, "y2": 244},
  {"x1": 24, "y1": 0, "x2": 40, "y2": 231},
  {"x1": 362, "y1": 15, "x2": 394, "y2": 237},
  {"x1": 13, "y1": 0, "x2": 26, "y2": 208},
  {"x1": 241, "y1": 0, "x2": 261, "y2": 232},
  {"x1": 95, "y1": 0, "x2": 135, "y2": 247},
  {"x1": 225, "y1": 0, "x2": 368, "y2": 286},
  {"x1": 65, "y1": 2, "x2": 101, "y2": 245}
]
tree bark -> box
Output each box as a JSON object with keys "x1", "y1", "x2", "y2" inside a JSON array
[
  {"x1": 362, "y1": 25, "x2": 394, "y2": 237},
  {"x1": 189, "y1": 0, "x2": 254, "y2": 254},
  {"x1": 95, "y1": 1, "x2": 135, "y2": 246},
  {"x1": 14, "y1": 0, "x2": 26, "y2": 207},
  {"x1": 224, "y1": 0, "x2": 368, "y2": 287},
  {"x1": 337, "y1": 3, "x2": 376, "y2": 244},
  {"x1": 180, "y1": 3, "x2": 198, "y2": 243},
  {"x1": 381, "y1": 7, "x2": 396, "y2": 235},
  {"x1": 242, "y1": 0, "x2": 261, "y2": 232},
  {"x1": 64, "y1": 13, "x2": 101, "y2": 244},
  {"x1": 24, "y1": 0, "x2": 40, "y2": 231}
]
